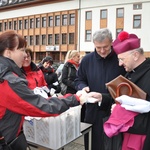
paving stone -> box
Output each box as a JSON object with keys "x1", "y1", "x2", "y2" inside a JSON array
[{"x1": 30, "y1": 137, "x2": 85, "y2": 150}]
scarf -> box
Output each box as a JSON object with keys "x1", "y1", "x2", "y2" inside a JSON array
[{"x1": 67, "y1": 59, "x2": 79, "y2": 69}]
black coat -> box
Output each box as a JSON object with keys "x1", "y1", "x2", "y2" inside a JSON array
[
  {"x1": 124, "y1": 58, "x2": 150, "y2": 150},
  {"x1": 75, "y1": 49, "x2": 126, "y2": 150},
  {"x1": 61, "y1": 62, "x2": 77, "y2": 94},
  {"x1": 39, "y1": 66, "x2": 61, "y2": 93},
  {"x1": 76, "y1": 50, "x2": 126, "y2": 121}
]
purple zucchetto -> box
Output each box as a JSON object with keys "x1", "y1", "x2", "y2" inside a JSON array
[{"x1": 113, "y1": 31, "x2": 140, "y2": 54}]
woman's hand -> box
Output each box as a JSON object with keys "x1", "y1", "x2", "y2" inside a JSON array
[
  {"x1": 76, "y1": 90, "x2": 88, "y2": 105},
  {"x1": 87, "y1": 92, "x2": 102, "y2": 102},
  {"x1": 76, "y1": 91, "x2": 102, "y2": 105}
]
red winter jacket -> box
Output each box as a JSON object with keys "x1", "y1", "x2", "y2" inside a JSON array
[
  {"x1": 22, "y1": 62, "x2": 47, "y2": 89},
  {"x1": 0, "y1": 56, "x2": 80, "y2": 145}
]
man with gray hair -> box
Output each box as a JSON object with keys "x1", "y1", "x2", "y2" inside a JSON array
[{"x1": 75, "y1": 28, "x2": 126, "y2": 150}]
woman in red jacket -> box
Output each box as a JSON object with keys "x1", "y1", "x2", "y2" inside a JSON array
[
  {"x1": 22, "y1": 48, "x2": 47, "y2": 90},
  {"x1": 0, "y1": 30, "x2": 86, "y2": 150}
]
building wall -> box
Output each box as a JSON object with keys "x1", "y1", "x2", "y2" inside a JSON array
[
  {"x1": 0, "y1": 1, "x2": 79, "y2": 19},
  {"x1": 79, "y1": 0, "x2": 150, "y2": 54},
  {"x1": 0, "y1": 0, "x2": 150, "y2": 62},
  {"x1": 0, "y1": 1, "x2": 79, "y2": 62}
]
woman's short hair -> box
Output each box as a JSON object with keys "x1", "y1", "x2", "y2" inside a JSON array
[
  {"x1": 0, "y1": 30, "x2": 27, "y2": 55},
  {"x1": 42, "y1": 56, "x2": 53, "y2": 64},
  {"x1": 25, "y1": 48, "x2": 33, "y2": 59}
]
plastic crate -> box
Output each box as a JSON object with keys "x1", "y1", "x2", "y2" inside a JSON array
[{"x1": 23, "y1": 105, "x2": 81, "y2": 149}]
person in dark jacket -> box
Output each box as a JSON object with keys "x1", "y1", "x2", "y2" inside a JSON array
[
  {"x1": 38, "y1": 56, "x2": 61, "y2": 95},
  {"x1": 112, "y1": 31, "x2": 150, "y2": 150},
  {"x1": 75, "y1": 28, "x2": 126, "y2": 150},
  {"x1": 62, "y1": 50, "x2": 86, "y2": 122},
  {"x1": 62, "y1": 50, "x2": 80, "y2": 94},
  {"x1": 0, "y1": 30, "x2": 87, "y2": 150}
]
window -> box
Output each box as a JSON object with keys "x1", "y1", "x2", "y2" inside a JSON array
[
  {"x1": 24, "y1": 19, "x2": 28, "y2": 29},
  {"x1": 42, "y1": 35, "x2": 46, "y2": 45},
  {"x1": 116, "y1": 28, "x2": 123, "y2": 38},
  {"x1": 35, "y1": 18, "x2": 40, "y2": 28},
  {"x1": 117, "y1": 8, "x2": 124, "y2": 18},
  {"x1": 29, "y1": 35, "x2": 33, "y2": 45},
  {"x1": 133, "y1": 15, "x2": 141, "y2": 28},
  {"x1": 35, "y1": 35, "x2": 40, "y2": 45},
  {"x1": 48, "y1": 34, "x2": 53, "y2": 45},
  {"x1": 62, "y1": 33, "x2": 67, "y2": 44},
  {"x1": 42, "y1": 17, "x2": 46, "y2": 27},
  {"x1": 100, "y1": 9, "x2": 107, "y2": 19},
  {"x1": 9, "y1": 21, "x2": 12, "y2": 29},
  {"x1": 69, "y1": 14, "x2": 75, "y2": 25},
  {"x1": 24, "y1": 36, "x2": 28, "y2": 44},
  {"x1": 133, "y1": 3, "x2": 142, "y2": 10},
  {"x1": 4, "y1": 22, "x2": 7, "y2": 30},
  {"x1": 18, "y1": 20, "x2": 22, "y2": 30},
  {"x1": 69, "y1": 33, "x2": 74, "y2": 44},
  {"x1": 13, "y1": 21, "x2": 17, "y2": 30},
  {"x1": 85, "y1": 30, "x2": 91, "y2": 41},
  {"x1": 0, "y1": 23, "x2": 2, "y2": 31},
  {"x1": 86, "y1": 11, "x2": 92, "y2": 20},
  {"x1": 62, "y1": 14, "x2": 67, "y2": 26},
  {"x1": 30, "y1": 18, "x2": 34, "y2": 28},
  {"x1": 48, "y1": 16, "x2": 53, "y2": 27},
  {"x1": 55, "y1": 15, "x2": 60, "y2": 26},
  {"x1": 36, "y1": 52, "x2": 45, "y2": 61},
  {"x1": 55, "y1": 34, "x2": 59, "y2": 45}
]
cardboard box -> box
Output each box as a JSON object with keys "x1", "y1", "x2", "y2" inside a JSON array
[{"x1": 23, "y1": 105, "x2": 81, "y2": 149}]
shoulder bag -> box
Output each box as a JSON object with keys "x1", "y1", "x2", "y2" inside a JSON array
[
  {"x1": 0, "y1": 130, "x2": 31, "y2": 150},
  {"x1": 60, "y1": 66, "x2": 71, "y2": 95}
]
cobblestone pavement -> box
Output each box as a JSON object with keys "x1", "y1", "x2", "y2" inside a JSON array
[
  {"x1": 60, "y1": 142, "x2": 84, "y2": 150},
  {"x1": 30, "y1": 137, "x2": 85, "y2": 150}
]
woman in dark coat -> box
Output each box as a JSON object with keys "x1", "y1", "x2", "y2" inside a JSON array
[
  {"x1": 61, "y1": 50, "x2": 86, "y2": 122},
  {"x1": 38, "y1": 56, "x2": 61, "y2": 95},
  {"x1": 61, "y1": 50, "x2": 80, "y2": 94}
]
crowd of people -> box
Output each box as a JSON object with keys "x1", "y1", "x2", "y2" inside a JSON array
[{"x1": 0, "y1": 28, "x2": 150, "y2": 150}]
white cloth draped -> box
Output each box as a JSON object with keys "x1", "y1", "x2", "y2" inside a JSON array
[{"x1": 115, "y1": 95, "x2": 150, "y2": 113}]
